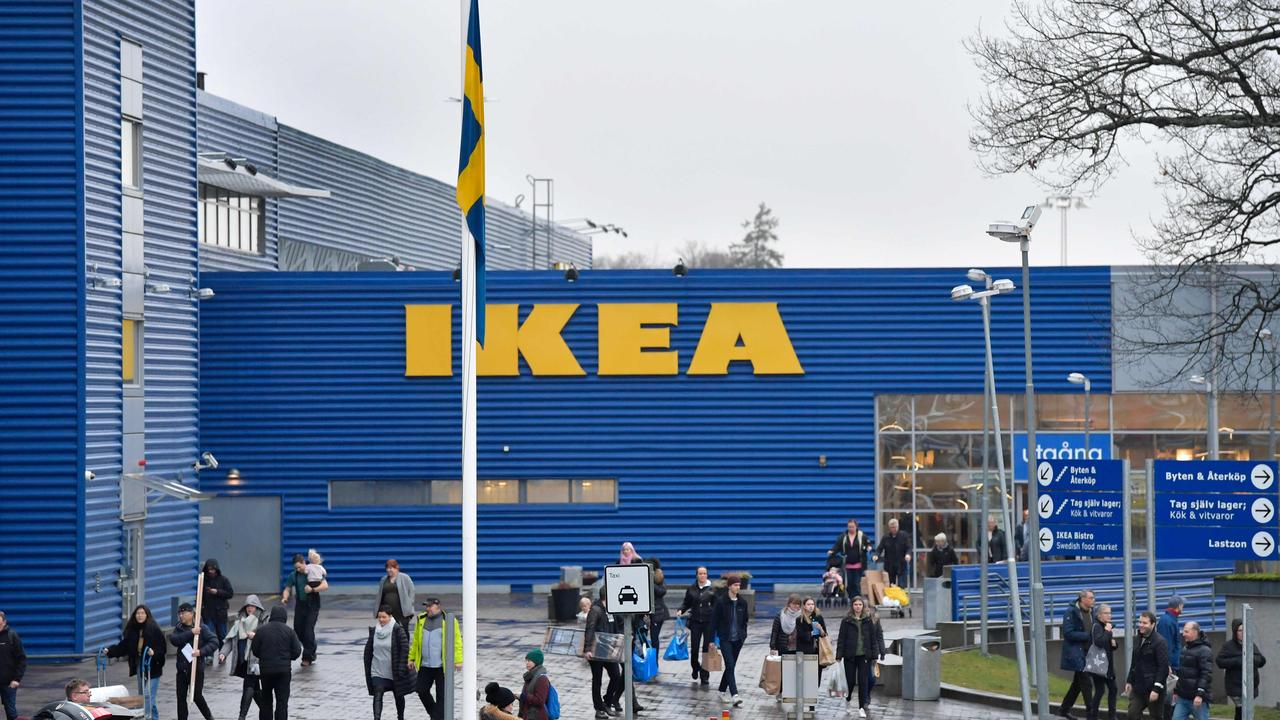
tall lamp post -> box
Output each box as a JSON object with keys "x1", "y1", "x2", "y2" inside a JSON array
[
  {"x1": 1067, "y1": 372, "x2": 1092, "y2": 452},
  {"x1": 1189, "y1": 374, "x2": 1219, "y2": 460},
  {"x1": 987, "y1": 203, "x2": 1049, "y2": 719},
  {"x1": 951, "y1": 277, "x2": 1032, "y2": 720},
  {"x1": 968, "y1": 268, "x2": 994, "y2": 656},
  {"x1": 1261, "y1": 328, "x2": 1277, "y2": 460}
]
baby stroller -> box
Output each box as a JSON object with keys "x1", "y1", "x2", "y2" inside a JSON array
[{"x1": 818, "y1": 556, "x2": 848, "y2": 610}]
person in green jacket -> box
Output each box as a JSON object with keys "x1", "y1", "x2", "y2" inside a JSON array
[{"x1": 407, "y1": 598, "x2": 462, "y2": 720}]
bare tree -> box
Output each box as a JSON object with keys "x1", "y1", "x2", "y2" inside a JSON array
[
  {"x1": 731, "y1": 202, "x2": 784, "y2": 269},
  {"x1": 675, "y1": 240, "x2": 738, "y2": 269},
  {"x1": 592, "y1": 250, "x2": 662, "y2": 269},
  {"x1": 967, "y1": 0, "x2": 1280, "y2": 388}
]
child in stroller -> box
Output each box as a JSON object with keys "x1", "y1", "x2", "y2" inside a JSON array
[{"x1": 820, "y1": 557, "x2": 846, "y2": 607}]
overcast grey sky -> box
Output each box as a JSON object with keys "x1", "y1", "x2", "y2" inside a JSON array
[{"x1": 196, "y1": 1, "x2": 1165, "y2": 269}]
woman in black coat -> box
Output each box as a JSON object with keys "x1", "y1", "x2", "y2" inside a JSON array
[
  {"x1": 647, "y1": 558, "x2": 670, "y2": 657},
  {"x1": 364, "y1": 606, "x2": 416, "y2": 720},
  {"x1": 104, "y1": 604, "x2": 166, "y2": 720},
  {"x1": 835, "y1": 595, "x2": 884, "y2": 715},
  {"x1": 1216, "y1": 618, "x2": 1267, "y2": 720},
  {"x1": 1086, "y1": 603, "x2": 1118, "y2": 720}
]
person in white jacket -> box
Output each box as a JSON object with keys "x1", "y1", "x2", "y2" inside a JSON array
[{"x1": 219, "y1": 594, "x2": 265, "y2": 720}]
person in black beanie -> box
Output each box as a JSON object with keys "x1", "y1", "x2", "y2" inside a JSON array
[{"x1": 481, "y1": 682, "x2": 519, "y2": 720}]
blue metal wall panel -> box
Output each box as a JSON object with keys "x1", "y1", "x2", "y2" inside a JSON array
[
  {"x1": 0, "y1": 0, "x2": 85, "y2": 655},
  {"x1": 198, "y1": 267, "x2": 1112, "y2": 588}
]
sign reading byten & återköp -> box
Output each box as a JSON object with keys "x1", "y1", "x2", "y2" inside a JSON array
[
  {"x1": 1154, "y1": 461, "x2": 1279, "y2": 560},
  {"x1": 1036, "y1": 459, "x2": 1125, "y2": 557}
]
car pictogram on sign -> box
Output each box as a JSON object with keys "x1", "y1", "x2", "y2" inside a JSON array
[{"x1": 617, "y1": 585, "x2": 639, "y2": 605}]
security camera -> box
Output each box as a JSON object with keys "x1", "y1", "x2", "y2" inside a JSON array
[
  {"x1": 85, "y1": 470, "x2": 96, "y2": 482},
  {"x1": 193, "y1": 452, "x2": 219, "y2": 471}
]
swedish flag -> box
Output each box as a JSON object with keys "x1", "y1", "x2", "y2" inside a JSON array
[{"x1": 457, "y1": 0, "x2": 486, "y2": 343}]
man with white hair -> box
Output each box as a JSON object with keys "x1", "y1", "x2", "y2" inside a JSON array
[
  {"x1": 926, "y1": 533, "x2": 958, "y2": 578},
  {"x1": 873, "y1": 518, "x2": 911, "y2": 586}
]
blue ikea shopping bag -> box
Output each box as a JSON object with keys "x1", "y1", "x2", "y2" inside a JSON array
[
  {"x1": 545, "y1": 682, "x2": 560, "y2": 719},
  {"x1": 663, "y1": 617, "x2": 689, "y2": 661},
  {"x1": 633, "y1": 643, "x2": 659, "y2": 682}
]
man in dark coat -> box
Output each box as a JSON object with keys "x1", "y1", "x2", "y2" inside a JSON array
[
  {"x1": 1125, "y1": 611, "x2": 1170, "y2": 720},
  {"x1": 1215, "y1": 618, "x2": 1266, "y2": 720},
  {"x1": 0, "y1": 612, "x2": 27, "y2": 720},
  {"x1": 1058, "y1": 589, "x2": 1096, "y2": 719},
  {"x1": 710, "y1": 576, "x2": 750, "y2": 707},
  {"x1": 872, "y1": 518, "x2": 911, "y2": 586},
  {"x1": 926, "y1": 533, "x2": 959, "y2": 578},
  {"x1": 677, "y1": 566, "x2": 717, "y2": 687},
  {"x1": 1171, "y1": 621, "x2": 1213, "y2": 720},
  {"x1": 1015, "y1": 508, "x2": 1030, "y2": 561},
  {"x1": 169, "y1": 602, "x2": 218, "y2": 720},
  {"x1": 251, "y1": 604, "x2": 302, "y2": 720},
  {"x1": 583, "y1": 587, "x2": 622, "y2": 720},
  {"x1": 201, "y1": 558, "x2": 235, "y2": 658},
  {"x1": 986, "y1": 516, "x2": 1009, "y2": 563}
]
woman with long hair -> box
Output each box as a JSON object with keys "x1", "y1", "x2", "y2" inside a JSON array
[
  {"x1": 619, "y1": 542, "x2": 641, "y2": 565},
  {"x1": 104, "y1": 604, "x2": 166, "y2": 720},
  {"x1": 836, "y1": 595, "x2": 884, "y2": 719}
]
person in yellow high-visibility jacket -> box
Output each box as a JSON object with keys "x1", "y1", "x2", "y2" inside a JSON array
[{"x1": 408, "y1": 598, "x2": 463, "y2": 720}]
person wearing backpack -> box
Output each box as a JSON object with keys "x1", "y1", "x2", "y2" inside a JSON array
[{"x1": 518, "y1": 649, "x2": 552, "y2": 720}]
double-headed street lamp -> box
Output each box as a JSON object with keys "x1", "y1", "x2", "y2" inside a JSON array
[
  {"x1": 1189, "y1": 374, "x2": 1219, "y2": 460},
  {"x1": 1067, "y1": 372, "x2": 1092, "y2": 452}
]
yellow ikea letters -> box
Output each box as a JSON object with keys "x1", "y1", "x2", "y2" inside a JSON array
[{"x1": 405, "y1": 302, "x2": 803, "y2": 377}]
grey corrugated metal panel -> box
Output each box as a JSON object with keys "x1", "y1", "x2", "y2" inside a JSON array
[
  {"x1": 199, "y1": 268, "x2": 1110, "y2": 587},
  {"x1": 0, "y1": 0, "x2": 86, "y2": 655}
]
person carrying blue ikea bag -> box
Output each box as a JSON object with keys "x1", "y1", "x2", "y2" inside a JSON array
[
  {"x1": 664, "y1": 617, "x2": 689, "y2": 661},
  {"x1": 633, "y1": 630, "x2": 659, "y2": 683}
]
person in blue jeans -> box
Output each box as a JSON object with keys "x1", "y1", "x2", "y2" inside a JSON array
[
  {"x1": 1171, "y1": 621, "x2": 1213, "y2": 720},
  {"x1": 711, "y1": 575, "x2": 749, "y2": 707},
  {"x1": 105, "y1": 604, "x2": 166, "y2": 720},
  {"x1": 0, "y1": 612, "x2": 26, "y2": 720}
]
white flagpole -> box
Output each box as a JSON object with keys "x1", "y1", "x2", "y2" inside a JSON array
[{"x1": 459, "y1": 4, "x2": 479, "y2": 719}]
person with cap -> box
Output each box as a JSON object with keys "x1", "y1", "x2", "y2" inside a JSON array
[
  {"x1": 0, "y1": 611, "x2": 27, "y2": 720},
  {"x1": 481, "y1": 682, "x2": 519, "y2": 720},
  {"x1": 200, "y1": 559, "x2": 235, "y2": 664},
  {"x1": 104, "y1": 604, "x2": 166, "y2": 720},
  {"x1": 518, "y1": 649, "x2": 550, "y2": 720},
  {"x1": 408, "y1": 597, "x2": 462, "y2": 720},
  {"x1": 376, "y1": 560, "x2": 416, "y2": 627},
  {"x1": 251, "y1": 604, "x2": 302, "y2": 720},
  {"x1": 219, "y1": 595, "x2": 266, "y2": 720},
  {"x1": 364, "y1": 606, "x2": 415, "y2": 720},
  {"x1": 168, "y1": 601, "x2": 218, "y2": 720}
]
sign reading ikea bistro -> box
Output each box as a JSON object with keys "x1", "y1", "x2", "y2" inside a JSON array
[{"x1": 405, "y1": 301, "x2": 805, "y2": 376}]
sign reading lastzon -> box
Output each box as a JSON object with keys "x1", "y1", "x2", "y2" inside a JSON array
[
  {"x1": 604, "y1": 563, "x2": 654, "y2": 615},
  {"x1": 1036, "y1": 459, "x2": 1126, "y2": 558},
  {"x1": 1154, "y1": 461, "x2": 1279, "y2": 561}
]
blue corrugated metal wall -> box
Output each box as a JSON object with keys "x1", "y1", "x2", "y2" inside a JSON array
[
  {"x1": 199, "y1": 267, "x2": 1112, "y2": 589},
  {"x1": 0, "y1": 0, "x2": 86, "y2": 656}
]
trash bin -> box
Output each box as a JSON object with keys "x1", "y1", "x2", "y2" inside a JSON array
[
  {"x1": 901, "y1": 636, "x2": 941, "y2": 701},
  {"x1": 922, "y1": 577, "x2": 951, "y2": 630},
  {"x1": 877, "y1": 653, "x2": 903, "y2": 697}
]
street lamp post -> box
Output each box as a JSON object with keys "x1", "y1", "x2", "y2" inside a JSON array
[
  {"x1": 1190, "y1": 374, "x2": 1219, "y2": 460},
  {"x1": 1042, "y1": 194, "x2": 1086, "y2": 267},
  {"x1": 1067, "y1": 373, "x2": 1091, "y2": 452},
  {"x1": 1261, "y1": 328, "x2": 1277, "y2": 460},
  {"x1": 987, "y1": 204, "x2": 1049, "y2": 719},
  {"x1": 951, "y1": 278, "x2": 1031, "y2": 720},
  {"x1": 968, "y1": 269, "x2": 993, "y2": 656}
]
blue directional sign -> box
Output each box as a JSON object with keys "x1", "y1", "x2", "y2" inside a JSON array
[
  {"x1": 1153, "y1": 461, "x2": 1277, "y2": 495},
  {"x1": 1155, "y1": 492, "x2": 1277, "y2": 527},
  {"x1": 1036, "y1": 491, "x2": 1124, "y2": 524},
  {"x1": 1036, "y1": 523, "x2": 1125, "y2": 557},
  {"x1": 1034, "y1": 459, "x2": 1125, "y2": 493},
  {"x1": 1155, "y1": 526, "x2": 1278, "y2": 560},
  {"x1": 1014, "y1": 433, "x2": 1112, "y2": 481}
]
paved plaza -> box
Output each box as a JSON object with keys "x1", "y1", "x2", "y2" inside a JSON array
[{"x1": 19, "y1": 593, "x2": 1019, "y2": 720}]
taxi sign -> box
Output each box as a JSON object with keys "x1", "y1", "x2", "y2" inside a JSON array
[{"x1": 604, "y1": 563, "x2": 653, "y2": 615}]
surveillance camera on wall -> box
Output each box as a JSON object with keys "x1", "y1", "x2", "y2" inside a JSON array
[
  {"x1": 193, "y1": 451, "x2": 219, "y2": 471},
  {"x1": 85, "y1": 470, "x2": 96, "y2": 482}
]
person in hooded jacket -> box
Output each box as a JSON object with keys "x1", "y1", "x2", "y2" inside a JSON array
[
  {"x1": 169, "y1": 602, "x2": 218, "y2": 720},
  {"x1": 218, "y1": 595, "x2": 265, "y2": 720},
  {"x1": 676, "y1": 566, "x2": 716, "y2": 686},
  {"x1": 481, "y1": 682, "x2": 519, "y2": 720},
  {"x1": 200, "y1": 559, "x2": 235, "y2": 664},
  {"x1": 518, "y1": 649, "x2": 550, "y2": 720},
  {"x1": 1171, "y1": 621, "x2": 1213, "y2": 720},
  {"x1": 1157, "y1": 597, "x2": 1186, "y2": 720},
  {"x1": 104, "y1": 604, "x2": 166, "y2": 720},
  {"x1": 364, "y1": 606, "x2": 415, "y2": 720},
  {"x1": 647, "y1": 558, "x2": 670, "y2": 662},
  {"x1": 251, "y1": 604, "x2": 302, "y2": 720},
  {"x1": 1215, "y1": 618, "x2": 1266, "y2": 720},
  {"x1": 1125, "y1": 611, "x2": 1171, "y2": 720},
  {"x1": 1085, "y1": 604, "x2": 1118, "y2": 720}
]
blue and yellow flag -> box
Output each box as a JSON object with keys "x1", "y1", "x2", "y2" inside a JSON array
[{"x1": 457, "y1": 0, "x2": 486, "y2": 344}]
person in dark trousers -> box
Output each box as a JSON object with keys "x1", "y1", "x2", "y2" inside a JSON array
[
  {"x1": 1157, "y1": 597, "x2": 1186, "y2": 720},
  {"x1": 770, "y1": 594, "x2": 806, "y2": 655},
  {"x1": 872, "y1": 518, "x2": 911, "y2": 587},
  {"x1": 518, "y1": 649, "x2": 550, "y2": 720},
  {"x1": 104, "y1": 604, "x2": 166, "y2": 720},
  {"x1": 376, "y1": 559, "x2": 416, "y2": 627},
  {"x1": 646, "y1": 558, "x2": 670, "y2": 658},
  {"x1": 1086, "y1": 603, "x2": 1118, "y2": 720},
  {"x1": 251, "y1": 604, "x2": 302, "y2": 720},
  {"x1": 364, "y1": 606, "x2": 414, "y2": 720},
  {"x1": 677, "y1": 566, "x2": 716, "y2": 686},
  {"x1": 201, "y1": 558, "x2": 235, "y2": 663},
  {"x1": 408, "y1": 598, "x2": 461, "y2": 720},
  {"x1": 1216, "y1": 618, "x2": 1265, "y2": 720},
  {"x1": 926, "y1": 533, "x2": 959, "y2": 578},
  {"x1": 584, "y1": 587, "x2": 622, "y2": 719},
  {"x1": 1015, "y1": 508, "x2": 1030, "y2": 561},
  {"x1": 836, "y1": 595, "x2": 884, "y2": 719},
  {"x1": 169, "y1": 602, "x2": 218, "y2": 720},
  {"x1": 986, "y1": 516, "x2": 1009, "y2": 563},
  {"x1": 828, "y1": 519, "x2": 873, "y2": 600},
  {"x1": 0, "y1": 611, "x2": 27, "y2": 720},
  {"x1": 1125, "y1": 611, "x2": 1171, "y2": 720},
  {"x1": 280, "y1": 554, "x2": 326, "y2": 667},
  {"x1": 711, "y1": 575, "x2": 749, "y2": 707},
  {"x1": 1171, "y1": 621, "x2": 1213, "y2": 720},
  {"x1": 218, "y1": 595, "x2": 265, "y2": 720},
  {"x1": 1058, "y1": 589, "x2": 1096, "y2": 720}
]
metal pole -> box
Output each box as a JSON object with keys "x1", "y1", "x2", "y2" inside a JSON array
[
  {"x1": 1145, "y1": 459, "x2": 1156, "y2": 613},
  {"x1": 982, "y1": 293, "x2": 1034, "y2": 720},
  {"x1": 623, "y1": 615, "x2": 634, "y2": 720},
  {"x1": 1244, "y1": 603, "x2": 1254, "y2": 720},
  {"x1": 1208, "y1": 267, "x2": 1219, "y2": 460},
  {"x1": 1270, "y1": 348, "x2": 1277, "y2": 459},
  {"x1": 1121, "y1": 459, "x2": 1133, "y2": 684},
  {"x1": 1208, "y1": 380, "x2": 1220, "y2": 460},
  {"x1": 443, "y1": 611, "x2": 455, "y2": 719},
  {"x1": 1083, "y1": 381, "x2": 1091, "y2": 453},
  {"x1": 1019, "y1": 239, "x2": 1051, "y2": 719},
  {"x1": 981, "y1": 281, "x2": 993, "y2": 655}
]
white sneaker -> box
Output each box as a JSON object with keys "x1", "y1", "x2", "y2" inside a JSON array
[
  {"x1": 732, "y1": 694, "x2": 743, "y2": 707},
  {"x1": 859, "y1": 708, "x2": 867, "y2": 718},
  {"x1": 719, "y1": 691, "x2": 730, "y2": 704}
]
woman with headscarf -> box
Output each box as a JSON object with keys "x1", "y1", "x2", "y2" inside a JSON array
[
  {"x1": 364, "y1": 605, "x2": 416, "y2": 720},
  {"x1": 218, "y1": 594, "x2": 265, "y2": 720},
  {"x1": 770, "y1": 594, "x2": 806, "y2": 656},
  {"x1": 836, "y1": 595, "x2": 885, "y2": 719},
  {"x1": 104, "y1": 604, "x2": 166, "y2": 720},
  {"x1": 619, "y1": 542, "x2": 641, "y2": 566},
  {"x1": 481, "y1": 681, "x2": 520, "y2": 720}
]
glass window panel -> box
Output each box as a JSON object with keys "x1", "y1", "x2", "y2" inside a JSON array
[
  {"x1": 197, "y1": 198, "x2": 205, "y2": 242},
  {"x1": 372, "y1": 481, "x2": 428, "y2": 506},
  {"x1": 1113, "y1": 393, "x2": 1206, "y2": 430},
  {"x1": 527, "y1": 479, "x2": 570, "y2": 504},
  {"x1": 479, "y1": 479, "x2": 518, "y2": 504},
  {"x1": 912, "y1": 395, "x2": 986, "y2": 431},
  {"x1": 1218, "y1": 394, "x2": 1270, "y2": 432},
  {"x1": 1154, "y1": 433, "x2": 1208, "y2": 461},
  {"x1": 329, "y1": 481, "x2": 376, "y2": 507},
  {"x1": 880, "y1": 472, "x2": 985, "y2": 512},
  {"x1": 430, "y1": 481, "x2": 461, "y2": 505},
  {"x1": 1246, "y1": 434, "x2": 1277, "y2": 464},
  {"x1": 120, "y1": 120, "x2": 140, "y2": 188},
  {"x1": 876, "y1": 396, "x2": 912, "y2": 433},
  {"x1": 241, "y1": 211, "x2": 253, "y2": 252},
  {"x1": 216, "y1": 203, "x2": 228, "y2": 246},
  {"x1": 249, "y1": 205, "x2": 260, "y2": 250},
  {"x1": 573, "y1": 479, "x2": 616, "y2": 504},
  {"x1": 227, "y1": 204, "x2": 240, "y2": 249}
]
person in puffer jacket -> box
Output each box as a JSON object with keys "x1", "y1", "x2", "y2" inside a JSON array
[
  {"x1": 1171, "y1": 621, "x2": 1213, "y2": 720},
  {"x1": 251, "y1": 604, "x2": 302, "y2": 720},
  {"x1": 1215, "y1": 618, "x2": 1267, "y2": 720}
]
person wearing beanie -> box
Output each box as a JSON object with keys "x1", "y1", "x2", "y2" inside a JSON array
[
  {"x1": 518, "y1": 650, "x2": 550, "y2": 720},
  {"x1": 481, "y1": 681, "x2": 519, "y2": 720}
]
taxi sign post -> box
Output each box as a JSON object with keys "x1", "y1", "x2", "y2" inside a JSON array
[{"x1": 605, "y1": 564, "x2": 654, "y2": 720}]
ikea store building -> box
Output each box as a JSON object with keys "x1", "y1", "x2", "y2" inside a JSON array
[{"x1": 2, "y1": 2, "x2": 1275, "y2": 655}]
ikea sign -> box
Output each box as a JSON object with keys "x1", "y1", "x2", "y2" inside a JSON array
[{"x1": 405, "y1": 301, "x2": 804, "y2": 377}]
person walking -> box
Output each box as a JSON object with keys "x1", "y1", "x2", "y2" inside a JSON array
[
  {"x1": 364, "y1": 606, "x2": 415, "y2": 720},
  {"x1": 584, "y1": 586, "x2": 622, "y2": 719},
  {"x1": 1216, "y1": 618, "x2": 1265, "y2": 720},
  {"x1": 1171, "y1": 621, "x2": 1213, "y2": 720},
  {"x1": 281, "y1": 553, "x2": 327, "y2": 667},
  {"x1": 926, "y1": 533, "x2": 959, "y2": 578},
  {"x1": 408, "y1": 597, "x2": 462, "y2": 720},
  {"x1": 711, "y1": 575, "x2": 749, "y2": 707},
  {"x1": 1058, "y1": 589, "x2": 1096, "y2": 720},
  {"x1": 217, "y1": 595, "x2": 265, "y2": 720},
  {"x1": 1086, "y1": 604, "x2": 1118, "y2": 720},
  {"x1": 646, "y1": 558, "x2": 669, "y2": 659},
  {"x1": 836, "y1": 595, "x2": 884, "y2": 719},
  {"x1": 200, "y1": 559, "x2": 235, "y2": 663},
  {"x1": 618, "y1": 542, "x2": 642, "y2": 565},
  {"x1": 518, "y1": 649, "x2": 551, "y2": 720},
  {"x1": 872, "y1": 518, "x2": 911, "y2": 587},
  {"x1": 1125, "y1": 611, "x2": 1171, "y2": 720},
  {"x1": 986, "y1": 516, "x2": 1009, "y2": 563},
  {"x1": 1157, "y1": 597, "x2": 1186, "y2": 720},
  {"x1": 1015, "y1": 508, "x2": 1031, "y2": 561},
  {"x1": 169, "y1": 602, "x2": 217, "y2": 720},
  {"x1": 677, "y1": 567, "x2": 716, "y2": 687},
  {"x1": 801, "y1": 597, "x2": 828, "y2": 676},
  {"x1": 0, "y1": 612, "x2": 27, "y2": 720},
  {"x1": 481, "y1": 682, "x2": 519, "y2": 720},
  {"x1": 828, "y1": 519, "x2": 873, "y2": 600},
  {"x1": 377, "y1": 560, "x2": 416, "y2": 627},
  {"x1": 251, "y1": 604, "x2": 302, "y2": 720},
  {"x1": 770, "y1": 594, "x2": 806, "y2": 656},
  {"x1": 104, "y1": 604, "x2": 166, "y2": 720}
]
